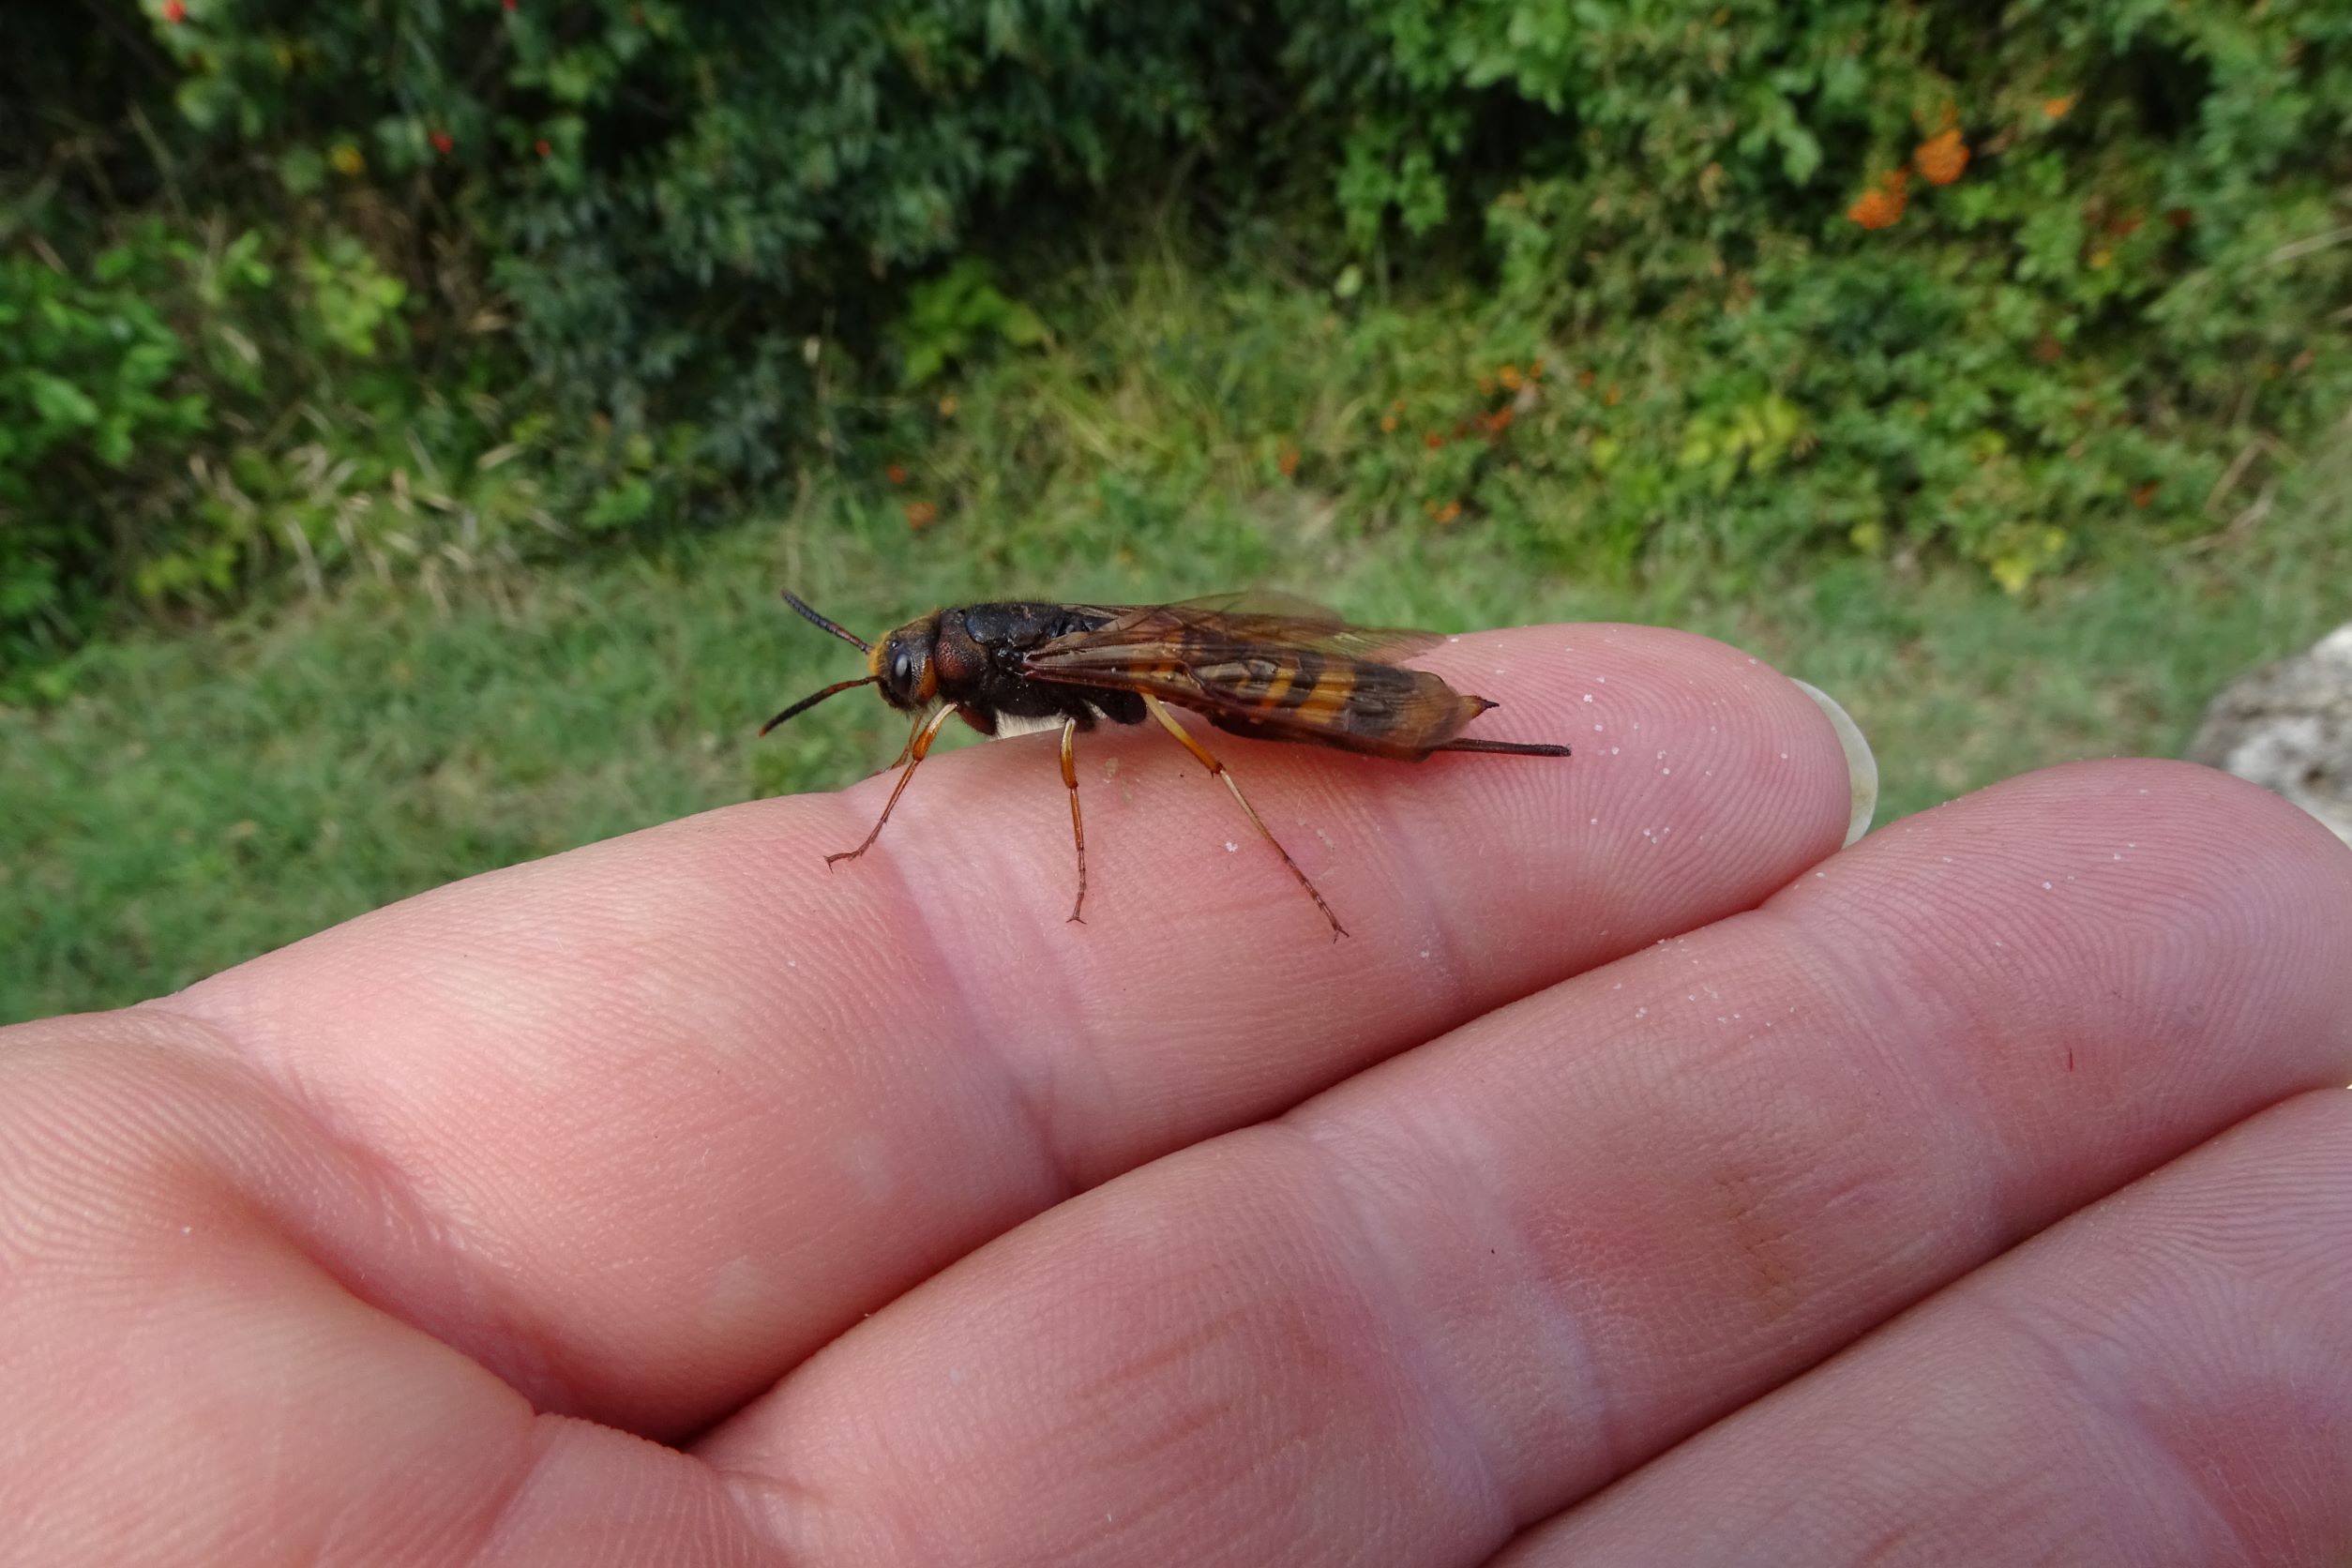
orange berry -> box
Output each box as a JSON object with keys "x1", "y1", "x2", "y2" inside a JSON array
[
  {"x1": 1848, "y1": 190, "x2": 1896, "y2": 229},
  {"x1": 2133, "y1": 482, "x2": 2158, "y2": 508},
  {"x1": 905, "y1": 500, "x2": 938, "y2": 529},
  {"x1": 1425, "y1": 431, "x2": 1444, "y2": 450},
  {"x1": 1498, "y1": 364, "x2": 1522, "y2": 390},
  {"x1": 162, "y1": 0, "x2": 186, "y2": 21},
  {"x1": 1437, "y1": 500, "x2": 1462, "y2": 523},
  {"x1": 2042, "y1": 95, "x2": 2076, "y2": 121},
  {"x1": 1380, "y1": 414, "x2": 1398, "y2": 433},
  {"x1": 1847, "y1": 168, "x2": 1910, "y2": 230},
  {"x1": 885, "y1": 463, "x2": 907, "y2": 486},
  {"x1": 1277, "y1": 445, "x2": 1301, "y2": 478},
  {"x1": 1913, "y1": 128, "x2": 1968, "y2": 186}
]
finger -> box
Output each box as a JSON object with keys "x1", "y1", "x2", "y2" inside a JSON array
[
  {"x1": 152, "y1": 624, "x2": 1856, "y2": 1434},
  {"x1": 696, "y1": 761, "x2": 2352, "y2": 1567},
  {"x1": 1500, "y1": 1090, "x2": 2352, "y2": 1566},
  {"x1": 0, "y1": 1014, "x2": 776, "y2": 1567}
]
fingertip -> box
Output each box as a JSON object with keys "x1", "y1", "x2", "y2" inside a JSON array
[
  {"x1": 1778, "y1": 755, "x2": 2352, "y2": 1079},
  {"x1": 2154, "y1": 756, "x2": 2352, "y2": 878}
]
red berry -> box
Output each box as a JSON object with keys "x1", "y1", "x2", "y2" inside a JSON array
[
  {"x1": 535, "y1": 139, "x2": 551, "y2": 158},
  {"x1": 162, "y1": 0, "x2": 187, "y2": 22},
  {"x1": 430, "y1": 129, "x2": 454, "y2": 155}
]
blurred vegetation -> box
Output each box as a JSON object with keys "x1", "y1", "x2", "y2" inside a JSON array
[
  {"x1": 6, "y1": 0, "x2": 2349, "y2": 671},
  {"x1": 2, "y1": 1, "x2": 2349, "y2": 1018}
]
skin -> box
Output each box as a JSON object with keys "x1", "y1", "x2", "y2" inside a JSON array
[{"x1": 3, "y1": 622, "x2": 2349, "y2": 1567}]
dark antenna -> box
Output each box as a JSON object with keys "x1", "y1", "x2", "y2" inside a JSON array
[
  {"x1": 760, "y1": 676, "x2": 877, "y2": 735},
  {"x1": 761, "y1": 591, "x2": 879, "y2": 735},
  {"x1": 782, "y1": 591, "x2": 872, "y2": 653}
]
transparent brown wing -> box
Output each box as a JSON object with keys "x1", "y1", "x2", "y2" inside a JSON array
[
  {"x1": 1023, "y1": 605, "x2": 1489, "y2": 759},
  {"x1": 1057, "y1": 594, "x2": 1447, "y2": 663}
]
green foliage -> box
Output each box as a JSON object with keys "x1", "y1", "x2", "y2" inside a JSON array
[
  {"x1": 894, "y1": 259, "x2": 1050, "y2": 387},
  {"x1": 1304, "y1": 0, "x2": 2352, "y2": 587},
  {"x1": 0, "y1": 201, "x2": 554, "y2": 686},
  {"x1": 3, "y1": 0, "x2": 2349, "y2": 686},
  {"x1": 296, "y1": 233, "x2": 409, "y2": 359},
  {"x1": 143, "y1": 0, "x2": 2350, "y2": 580},
  {"x1": 148, "y1": 0, "x2": 1253, "y2": 482},
  {"x1": 865, "y1": 237, "x2": 2327, "y2": 621},
  {"x1": 0, "y1": 222, "x2": 223, "y2": 667}
]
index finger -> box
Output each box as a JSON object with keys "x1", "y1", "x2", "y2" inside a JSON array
[{"x1": 155, "y1": 623, "x2": 1857, "y2": 1433}]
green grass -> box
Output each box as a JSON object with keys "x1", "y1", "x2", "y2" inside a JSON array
[{"x1": 6, "y1": 260, "x2": 2347, "y2": 1026}]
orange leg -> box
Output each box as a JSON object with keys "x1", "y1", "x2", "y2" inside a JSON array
[
  {"x1": 1141, "y1": 694, "x2": 1347, "y2": 940},
  {"x1": 882, "y1": 706, "x2": 925, "y2": 770},
  {"x1": 828, "y1": 704, "x2": 957, "y2": 867},
  {"x1": 1060, "y1": 716, "x2": 1088, "y2": 924}
]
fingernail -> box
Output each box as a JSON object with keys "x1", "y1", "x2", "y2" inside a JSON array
[{"x1": 1790, "y1": 679, "x2": 1877, "y2": 848}]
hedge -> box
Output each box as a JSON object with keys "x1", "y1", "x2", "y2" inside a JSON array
[{"x1": 3, "y1": 0, "x2": 2346, "y2": 674}]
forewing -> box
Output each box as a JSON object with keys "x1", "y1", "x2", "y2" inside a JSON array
[
  {"x1": 1049, "y1": 596, "x2": 1445, "y2": 662},
  {"x1": 1024, "y1": 607, "x2": 1483, "y2": 757}
]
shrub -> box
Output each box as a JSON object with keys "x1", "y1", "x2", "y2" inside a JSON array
[
  {"x1": 1298, "y1": 0, "x2": 2352, "y2": 583},
  {"x1": 151, "y1": 0, "x2": 2350, "y2": 582},
  {"x1": 0, "y1": 225, "x2": 211, "y2": 655},
  {"x1": 0, "y1": 186, "x2": 566, "y2": 686},
  {"x1": 4, "y1": 0, "x2": 2347, "y2": 679},
  {"x1": 154, "y1": 0, "x2": 1259, "y2": 487}
]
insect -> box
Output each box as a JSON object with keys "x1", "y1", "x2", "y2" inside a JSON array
[{"x1": 761, "y1": 591, "x2": 1571, "y2": 937}]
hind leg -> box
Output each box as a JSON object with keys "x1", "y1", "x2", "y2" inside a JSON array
[{"x1": 1141, "y1": 695, "x2": 1347, "y2": 939}]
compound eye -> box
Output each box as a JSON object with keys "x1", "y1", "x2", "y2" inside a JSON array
[{"x1": 892, "y1": 649, "x2": 913, "y2": 689}]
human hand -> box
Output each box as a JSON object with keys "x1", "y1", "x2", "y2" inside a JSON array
[{"x1": 5, "y1": 624, "x2": 2349, "y2": 1567}]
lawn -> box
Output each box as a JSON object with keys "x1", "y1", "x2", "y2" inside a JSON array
[{"x1": 5, "y1": 269, "x2": 2346, "y2": 1027}]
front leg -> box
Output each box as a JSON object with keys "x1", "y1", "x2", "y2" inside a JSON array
[{"x1": 828, "y1": 705, "x2": 957, "y2": 867}]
